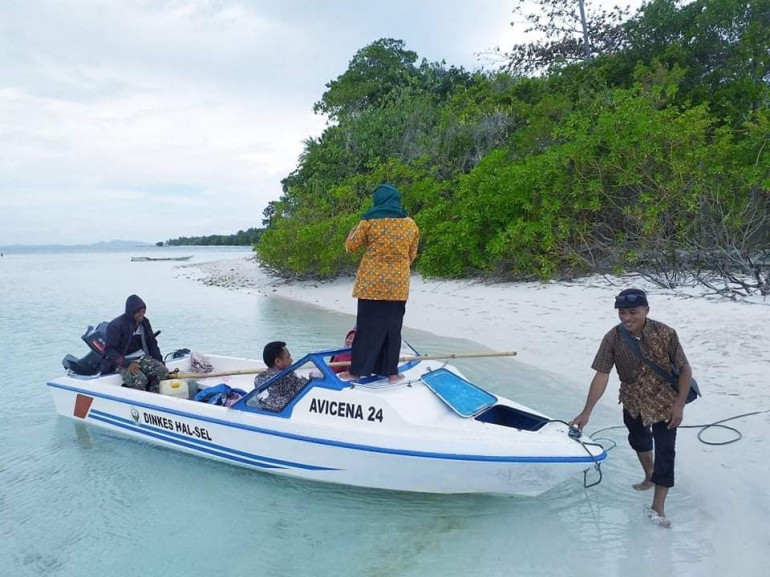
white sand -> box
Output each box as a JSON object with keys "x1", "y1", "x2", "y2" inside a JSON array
[
  {"x1": 184, "y1": 255, "x2": 769, "y2": 415},
  {"x1": 183, "y1": 255, "x2": 770, "y2": 550}
]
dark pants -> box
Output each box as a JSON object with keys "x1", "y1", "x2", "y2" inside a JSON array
[
  {"x1": 350, "y1": 299, "x2": 406, "y2": 377},
  {"x1": 623, "y1": 409, "x2": 677, "y2": 488}
]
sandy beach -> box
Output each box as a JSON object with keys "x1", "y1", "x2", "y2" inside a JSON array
[
  {"x1": 182, "y1": 255, "x2": 770, "y2": 546},
  {"x1": 183, "y1": 255, "x2": 769, "y2": 415}
]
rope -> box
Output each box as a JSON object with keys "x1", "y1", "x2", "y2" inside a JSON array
[
  {"x1": 547, "y1": 409, "x2": 770, "y2": 490},
  {"x1": 547, "y1": 419, "x2": 605, "y2": 489},
  {"x1": 588, "y1": 409, "x2": 770, "y2": 446}
]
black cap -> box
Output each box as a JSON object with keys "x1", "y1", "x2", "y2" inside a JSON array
[{"x1": 614, "y1": 288, "x2": 648, "y2": 309}]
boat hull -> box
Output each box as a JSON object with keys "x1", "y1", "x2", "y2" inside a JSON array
[{"x1": 48, "y1": 376, "x2": 605, "y2": 497}]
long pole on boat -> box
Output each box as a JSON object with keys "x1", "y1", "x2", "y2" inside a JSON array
[{"x1": 169, "y1": 350, "x2": 517, "y2": 380}]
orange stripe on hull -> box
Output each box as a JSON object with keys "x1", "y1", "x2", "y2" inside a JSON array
[{"x1": 73, "y1": 394, "x2": 94, "y2": 419}]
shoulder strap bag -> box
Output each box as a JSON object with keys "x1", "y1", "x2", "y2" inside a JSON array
[{"x1": 619, "y1": 325, "x2": 701, "y2": 404}]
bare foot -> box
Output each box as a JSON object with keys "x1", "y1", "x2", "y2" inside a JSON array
[
  {"x1": 633, "y1": 481, "x2": 654, "y2": 491},
  {"x1": 646, "y1": 506, "x2": 672, "y2": 528},
  {"x1": 388, "y1": 374, "x2": 405, "y2": 384}
]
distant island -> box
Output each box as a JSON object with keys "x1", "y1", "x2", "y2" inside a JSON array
[
  {"x1": 89, "y1": 240, "x2": 155, "y2": 249},
  {"x1": 163, "y1": 228, "x2": 264, "y2": 246},
  {"x1": 0, "y1": 239, "x2": 153, "y2": 250}
]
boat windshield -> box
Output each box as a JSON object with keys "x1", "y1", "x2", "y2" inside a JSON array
[
  {"x1": 236, "y1": 342, "x2": 421, "y2": 414},
  {"x1": 421, "y1": 368, "x2": 497, "y2": 417},
  {"x1": 243, "y1": 358, "x2": 324, "y2": 412}
]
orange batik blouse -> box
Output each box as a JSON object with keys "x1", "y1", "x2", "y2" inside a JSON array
[{"x1": 346, "y1": 217, "x2": 419, "y2": 302}]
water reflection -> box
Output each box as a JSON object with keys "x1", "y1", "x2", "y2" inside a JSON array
[{"x1": 72, "y1": 422, "x2": 94, "y2": 449}]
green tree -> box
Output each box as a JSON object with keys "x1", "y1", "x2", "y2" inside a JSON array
[
  {"x1": 622, "y1": 0, "x2": 770, "y2": 123},
  {"x1": 257, "y1": 9, "x2": 769, "y2": 283},
  {"x1": 314, "y1": 38, "x2": 421, "y2": 121},
  {"x1": 501, "y1": 0, "x2": 633, "y2": 75}
]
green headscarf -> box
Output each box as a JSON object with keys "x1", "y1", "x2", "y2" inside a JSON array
[{"x1": 361, "y1": 184, "x2": 408, "y2": 220}]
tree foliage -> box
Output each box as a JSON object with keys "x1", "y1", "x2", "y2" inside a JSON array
[
  {"x1": 314, "y1": 38, "x2": 422, "y2": 121},
  {"x1": 166, "y1": 228, "x2": 264, "y2": 246},
  {"x1": 255, "y1": 0, "x2": 770, "y2": 290},
  {"x1": 501, "y1": 0, "x2": 632, "y2": 76}
]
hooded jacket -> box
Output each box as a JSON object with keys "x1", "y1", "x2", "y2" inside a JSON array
[{"x1": 99, "y1": 295, "x2": 163, "y2": 374}]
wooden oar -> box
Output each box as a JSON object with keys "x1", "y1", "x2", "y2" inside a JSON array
[{"x1": 167, "y1": 350, "x2": 517, "y2": 381}]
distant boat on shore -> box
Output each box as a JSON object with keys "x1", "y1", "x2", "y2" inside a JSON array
[{"x1": 130, "y1": 255, "x2": 193, "y2": 262}]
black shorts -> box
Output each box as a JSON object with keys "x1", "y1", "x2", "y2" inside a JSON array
[{"x1": 623, "y1": 409, "x2": 677, "y2": 488}]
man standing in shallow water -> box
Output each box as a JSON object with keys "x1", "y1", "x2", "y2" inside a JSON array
[{"x1": 570, "y1": 288, "x2": 693, "y2": 528}]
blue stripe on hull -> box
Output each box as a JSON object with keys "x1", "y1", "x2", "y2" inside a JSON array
[
  {"x1": 48, "y1": 381, "x2": 607, "y2": 464},
  {"x1": 89, "y1": 412, "x2": 285, "y2": 470},
  {"x1": 89, "y1": 409, "x2": 335, "y2": 471}
]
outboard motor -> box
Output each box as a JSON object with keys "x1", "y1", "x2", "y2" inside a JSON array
[{"x1": 61, "y1": 322, "x2": 110, "y2": 376}]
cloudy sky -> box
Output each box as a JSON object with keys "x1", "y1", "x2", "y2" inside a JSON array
[{"x1": 0, "y1": 0, "x2": 637, "y2": 246}]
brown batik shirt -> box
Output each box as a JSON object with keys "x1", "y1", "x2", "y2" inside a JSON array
[
  {"x1": 591, "y1": 318, "x2": 689, "y2": 426},
  {"x1": 253, "y1": 368, "x2": 308, "y2": 413}
]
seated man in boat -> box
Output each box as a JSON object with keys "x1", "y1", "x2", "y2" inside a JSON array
[
  {"x1": 254, "y1": 341, "x2": 309, "y2": 412},
  {"x1": 100, "y1": 294, "x2": 169, "y2": 392}
]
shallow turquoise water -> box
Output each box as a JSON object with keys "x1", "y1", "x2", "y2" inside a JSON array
[{"x1": 1, "y1": 247, "x2": 764, "y2": 576}]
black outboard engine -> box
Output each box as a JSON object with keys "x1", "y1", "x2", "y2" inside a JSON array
[{"x1": 62, "y1": 322, "x2": 110, "y2": 376}]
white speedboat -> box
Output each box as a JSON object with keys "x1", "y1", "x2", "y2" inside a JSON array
[{"x1": 48, "y1": 345, "x2": 607, "y2": 496}]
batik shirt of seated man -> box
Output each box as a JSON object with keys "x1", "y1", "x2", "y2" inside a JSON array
[{"x1": 253, "y1": 368, "x2": 309, "y2": 412}]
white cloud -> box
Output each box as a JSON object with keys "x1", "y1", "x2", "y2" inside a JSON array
[{"x1": 0, "y1": 0, "x2": 642, "y2": 245}]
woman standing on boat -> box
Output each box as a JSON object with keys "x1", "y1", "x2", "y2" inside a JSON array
[{"x1": 340, "y1": 184, "x2": 419, "y2": 384}]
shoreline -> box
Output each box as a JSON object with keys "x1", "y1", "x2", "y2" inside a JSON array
[
  {"x1": 180, "y1": 255, "x2": 770, "y2": 541},
  {"x1": 181, "y1": 255, "x2": 770, "y2": 418}
]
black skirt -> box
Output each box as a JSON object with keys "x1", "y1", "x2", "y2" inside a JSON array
[{"x1": 350, "y1": 299, "x2": 406, "y2": 377}]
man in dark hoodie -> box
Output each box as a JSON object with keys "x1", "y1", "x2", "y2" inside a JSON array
[{"x1": 100, "y1": 295, "x2": 168, "y2": 392}]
